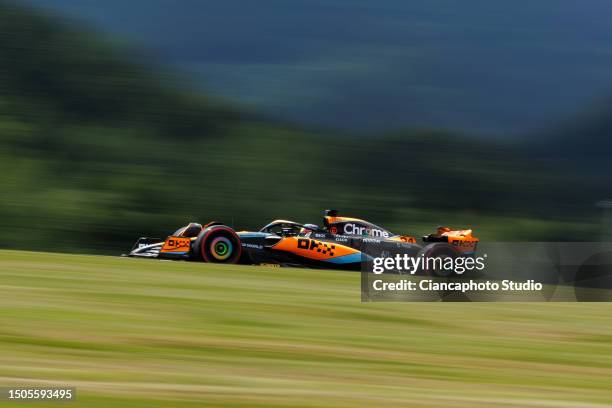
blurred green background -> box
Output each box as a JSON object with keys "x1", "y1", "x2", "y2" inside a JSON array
[
  {"x1": 2, "y1": 3, "x2": 612, "y2": 408},
  {"x1": 1, "y1": 1, "x2": 611, "y2": 253}
]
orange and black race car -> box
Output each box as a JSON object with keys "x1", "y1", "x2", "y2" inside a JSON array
[{"x1": 126, "y1": 210, "x2": 479, "y2": 272}]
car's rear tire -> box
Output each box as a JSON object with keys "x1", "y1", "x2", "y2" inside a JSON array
[
  {"x1": 193, "y1": 226, "x2": 242, "y2": 263},
  {"x1": 417, "y1": 243, "x2": 459, "y2": 277},
  {"x1": 417, "y1": 243, "x2": 471, "y2": 301}
]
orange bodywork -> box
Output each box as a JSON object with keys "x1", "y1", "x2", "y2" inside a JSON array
[
  {"x1": 388, "y1": 235, "x2": 417, "y2": 244},
  {"x1": 324, "y1": 216, "x2": 364, "y2": 226},
  {"x1": 271, "y1": 236, "x2": 359, "y2": 261},
  {"x1": 442, "y1": 228, "x2": 479, "y2": 253},
  {"x1": 160, "y1": 236, "x2": 192, "y2": 253}
]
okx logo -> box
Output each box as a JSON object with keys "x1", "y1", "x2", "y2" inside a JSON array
[{"x1": 297, "y1": 238, "x2": 336, "y2": 256}]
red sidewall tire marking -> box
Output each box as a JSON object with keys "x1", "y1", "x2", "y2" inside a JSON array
[{"x1": 200, "y1": 226, "x2": 242, "y2": 263}]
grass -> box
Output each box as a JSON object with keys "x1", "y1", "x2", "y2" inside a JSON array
[{"x1": 1, "y1": 250, "x2": 612, "y2": 407}]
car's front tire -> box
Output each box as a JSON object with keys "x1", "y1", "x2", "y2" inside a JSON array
[{"x1": 193, "y1": 225, "x2": 242, "y2": 263}]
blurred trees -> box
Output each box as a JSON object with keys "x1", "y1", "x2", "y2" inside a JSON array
[{"x1": 0, "y1": 2, "x2": 605, "y2": 253}]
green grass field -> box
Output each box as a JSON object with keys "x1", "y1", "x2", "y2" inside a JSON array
[{"x1": 1, "y1": 250, "x2": 612, "y2": 407}]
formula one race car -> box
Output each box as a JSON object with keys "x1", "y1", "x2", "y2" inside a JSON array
[{"x1": 126, "y1": 210, "x2": 479, "y2": 273}]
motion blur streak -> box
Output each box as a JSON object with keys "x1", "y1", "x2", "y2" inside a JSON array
[
  {"x1": 1, "y1": 3, "x2": 611, "y2": 254},
  {"x1": 1, "y1": 250, "x2": 612, "y2": 407},
  {"x1": 1, "y1": 2, "x2": 612, "y2": 407}
]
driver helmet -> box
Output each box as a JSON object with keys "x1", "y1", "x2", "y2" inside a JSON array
[{"x1": 300, "y1": 223, "x2": 319, "y2": 235}]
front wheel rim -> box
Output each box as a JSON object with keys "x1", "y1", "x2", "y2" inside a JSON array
[{"x1": 210, "y1": 237, "x2": 233, "y2": 260}]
